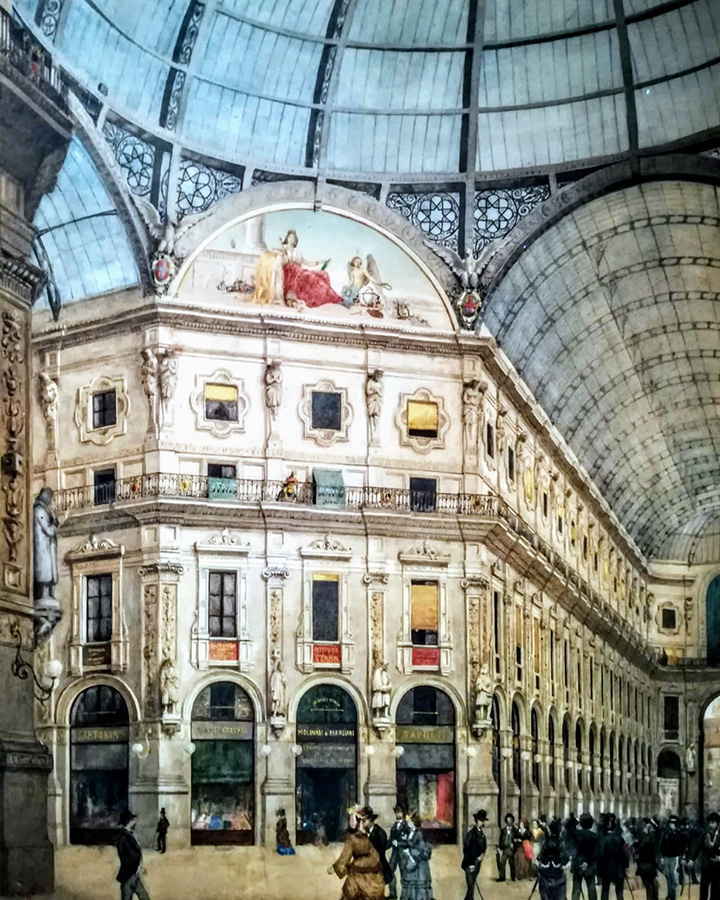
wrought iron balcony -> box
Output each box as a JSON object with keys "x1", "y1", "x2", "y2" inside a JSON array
[{"x1": 0, "y1": 9, "x2": 67, "y2": 111}]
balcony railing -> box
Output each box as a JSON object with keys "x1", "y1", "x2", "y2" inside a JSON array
[{"x1": 0, "y1": 9, "x2": 67, "y2": 111}]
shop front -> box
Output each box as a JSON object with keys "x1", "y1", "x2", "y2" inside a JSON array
[
  {"x1": 191, "y1": 682, "x2": 255, "y2": 845},
  {"x1": 395, "y1": 686, "x2": 456, "y2": 843},
  {"x1": 70, "y1": 685, "x2": 129, "y2": 845},
  {"x1": 295, "y1": 684, "x2": 357, "y2": 844}
]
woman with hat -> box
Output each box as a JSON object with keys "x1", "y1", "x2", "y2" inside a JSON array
[
  {"x1": 395, "y1": 812, "x2": 434, "y2": 900},
  {"x1": 327, "y1": 807, "x2": 386, "y2": 899}
]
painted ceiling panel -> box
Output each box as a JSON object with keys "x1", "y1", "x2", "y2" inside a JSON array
[
  {"x1": 483, "y1": 0, "x2": 613, "y2": 43},
  {"x1": 196, "y1": 15, "x2": 323, "y2": 103},
  {"x1": 346, "y1": 0, "x2": 468, "y2": 45},
  {"x1": 486, "y1": 181, "x2": 720, "y2": 557},
  {"x1": 335, "y1": 49, "x2": 465, "y2": 110}
]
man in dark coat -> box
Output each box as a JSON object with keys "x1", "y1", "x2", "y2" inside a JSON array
[
  {"x1": 660, "y1": 814, "x2": 686, "y2": 900},
  {"x1": 388, "y1": 805, "x2": 406, "y2": 899},
  {"x1": 462, "y1": 809, "x2": 488, "y2": 900},
  {"x1": 358, "y1": 807, "x2": 393, "y2": 886},
  {"x1": 497, "y1": 812, "x2": 521, "y2": 881},
  {"x1": 700, "y1": 812, "x2": 720, "y2": 900},
  {"x1": 116, "y1": 810, "x2": 150, "y2": 900},
  {"x1": 155, "y1": 808, "x2": 169, "y2": 854},
  {"x1": 598, "y1": 814, "x2": 628, "y2": 900},
  {"x1": 571, "y1": 812, "x2": 599, "y2": 900},
  {"x1": 537, "y1": 819, "x2": 570, "y2": 900},
  {"x1": 633, "y1": 819, "x2": 659, "y2": 900}
]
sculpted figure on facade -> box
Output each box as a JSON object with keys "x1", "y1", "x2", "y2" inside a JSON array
[
  {"x1": 371, "y1": 661, "x2": 391, "y2": 722},
  {"x1": 269, "y1": 657, "x2": 287, "y2": 720},
  {"x1": 473, "y1": 662, "x2": 493, "y2": 728},
  {"x1": 159, "y1": 656, "x2": 180, "y2": 714},
  {"x1": 33, "y1": 487, "x2": 62, "y2": 640},
  {"x1": 462, "y1": 379, "x2": 485, "y2": 456},
  {"x1": 517, "y1": 433, "x2": 535, "y2": 508},
  {"x1": 365, "y1": 369, "x2": 384, "y2": 444},
  {"x1": 37, "y1": 371, "x2": 58, "y2": 451},
  {"x1": 264, "y1": 360, "x2": 282, "y2": 421},
  {"x1": 157, "y1": 348, "x2": 178, "y2": 426},
  {"x1": 140, "y1": 348, "x2": 159, "y2": 433},
  {"x1": 686, "y1": 743, "x2": 696, "y2": 773}
]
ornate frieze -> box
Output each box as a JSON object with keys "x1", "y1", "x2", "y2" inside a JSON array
[{"x1": 1, "y1": 309, "x2": 26, "y2": 589}]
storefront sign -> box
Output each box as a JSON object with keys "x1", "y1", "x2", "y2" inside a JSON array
[
  {"x1": 296, "y1": 725, "x2": 356, "y2": 742},
  {"x1": 312, "y1": 643, "x2": 341, "y2": 664},
  {"x1": 396, "y1": 725, "x2": 454, "y2": 745},
  {"x1": 209, "y1": 641, "x2": 239, "y2": 661},
  {"x1": 296, "y1": 744, "x2": 356, "y2": 768},
  {"x1": 411, "y1": 647, "x2": 440, "y2": 667},
  {"x1": 192, "y1": 721, "x2": 254, "y2": 741},
  {"x1": 73, "y1": 726, "x2": 129, "y2": 744},
  {"x1": 82, "y1": 643, "x2": 111, "y2": 668}
]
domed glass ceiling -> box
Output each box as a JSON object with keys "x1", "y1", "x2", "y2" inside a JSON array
[{"x1": 16, "y1": 0, "x2": 720, "y2": 177}]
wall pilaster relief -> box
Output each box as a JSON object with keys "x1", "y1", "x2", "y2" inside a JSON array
[{"x1": 1, "y1": 308, "x2": 26, "y2": 594}]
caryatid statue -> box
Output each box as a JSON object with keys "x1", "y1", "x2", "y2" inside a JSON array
[
  {"x1": 462, "y1": 379, "x2": 486, "y2": 456},
  {"x1": 33, "y1": 487, "x2": 62, "y2": 640},
  {"x1": 474, "y1": 662, "x2": 494, "y2": 727},
  {"x1": 264, "y1": 360, "x2": 282, "y2": 421},
  {"x1": 365, "y1": 369, "x2": 384, "y2": 445}
]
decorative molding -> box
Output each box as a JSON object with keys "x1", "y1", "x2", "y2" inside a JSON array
[
  {"x1": 395, "y1": 386, "x2": 449, "y2": 454},
  {"x1": 300, "y1": 534, "x2": 352, "y2": 560},
  {"x1": 73, "y1": 373, "x2": 129, "y2": 445},
  {"x1": 138, "y1": 562, "x2": 184, "y2": 579},
  {"x1": 67, "y1": 534, "x2": 123, "y2": 561},
  {"x1": 461, "y1": 575, "x2": 490, "y2": 591},
  {"x1": 1, "y1": 308, "x2": 26, "y2": 583},
  {"x1": 362, "y1": 571, "x2": 389, "y2": 586},
  {"x1": 398, "y1": 540, "x2": 450, "y2": 566},
  {"x1": 298, "y1": 379, "x2": 353, "y2": 447},
  {"x1": 262, "y1": 565, "x2": 290, "y2": 581},
  {"x1": 193, "y1": 530, "x2": 251, "y2": 555},
  {"x1": 143, "y1": 583, "x2": 159, "y2": 716},
  {"x1": 189, "y1": 367, "x2": 249, "y2": 439}
]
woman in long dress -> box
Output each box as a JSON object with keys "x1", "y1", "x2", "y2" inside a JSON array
[
  {"x1": 395, "y1": 813, "x2": 433, "y2": 900},
  {"x1": 327, "y1": 812, "x2": 385, "y2": 900},
  {"x1": 254, "y1": 229, "x2": 347, "y2": 308}
]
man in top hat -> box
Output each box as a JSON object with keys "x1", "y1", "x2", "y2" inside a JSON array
[
  {"x1": 659, "y1": 814, "x2": 686, "y2": 900},
  {"x1": 462, "y1": 809, "x2": 488, "y2": 900},
  {"x1": 155, "y1": 808, "x2": 169, "y2": 854},
  {"x1": 116, "y1": 810, "x2": 150, "y2": 900},
  {"x1": 388, "y1": 805, "x2": 406, "y2": 899},
  {"x1": 497, "y1": 812, "x2": 522, "y2": 881},
  {"x1": 571, "y1": 813, "x2": 599, "y2": 900},
  {"x1": 358, "y1": 806, "x2": 393, "y2": 887}
]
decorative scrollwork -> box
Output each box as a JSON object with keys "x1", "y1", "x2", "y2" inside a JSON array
[
  {"x1": 160, "y1": 159, "x2": 244, "y2": 218},
  {"x1": 38, "y1": 0, "x2": 64, "y2": 39},
  {"x1": 387, "y1": 191, "x2": 460, "y2": 251},
  {"x1": 103, "y1": 120, "x2": 156, "y2": 197},
  {"x1": 473, "y1": 184, "x2": 550, "y2": 254}
]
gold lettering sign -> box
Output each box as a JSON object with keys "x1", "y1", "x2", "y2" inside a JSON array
[
  {"x1": 191, "y1": 722, "x2": 254, "y2": 741},
  {"x1": 296, "y1": 725, "x2": 356, "y2": 742},
  {"x1": 395, "y1": 725, "x2": 453, "y2": 744},
  {"x1": 73, "y1": 727, "x2": 129, "y2": 743}
]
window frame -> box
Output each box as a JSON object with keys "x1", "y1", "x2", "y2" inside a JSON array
[
  {"x1": 91, "y1": 389, "x2": 117, "y2": 429},
  {"x1": 208, "y1": 570, "x2": 239, "y2": 639},
  {"x1": 85, "y1": 572, "x2": 113, "y2": 644}
]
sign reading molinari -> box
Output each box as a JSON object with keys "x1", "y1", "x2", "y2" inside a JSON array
[
  {"x1": 395, "y1": 725, "x2": 454, "y2": 744},
  {"x1": 296, "y1": 725, "x2": 356, "y2": 742},
  {"x1": 73, "y1": 726, "x2": 129, "y2": 743},
  {"x1": 192, "y1": 722, "x2": 254, "y2": 741}
]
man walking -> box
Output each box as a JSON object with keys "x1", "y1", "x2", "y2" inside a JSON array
[
  {"x1": 497, "y1": 812, "x2": 521, "y2": 882},
  {"x1": 571, "y1": 813, "x2": 599, "y2": 900},
  {"x1": 462, "y1": 809, "x2": 488, "y2": 900},
  {"x1": 388, "y1": 805, "x2": 406, "y2": 899},
  {"x1": 598, "y1": 813, "x2": 628, "y2": 900},
  {"x1": 155, "y1": 808, "x2": 169, "y2": 854},
  {"x1": 634, "y1": 819, "x2": 660, "y2": 900},
  {"x1": 701, "y1": 812, "x2": 720, "y2": 900},
  {"x1": 116, "y1": 810, "x2": 150, "y2": 900},
  {"x1": 660, "y1": 814, "x2": 686, "y2": 900}
]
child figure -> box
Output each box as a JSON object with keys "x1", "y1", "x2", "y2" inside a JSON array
[{"x1": 276, "y1": 808, "x2": 295, "y2": 856}]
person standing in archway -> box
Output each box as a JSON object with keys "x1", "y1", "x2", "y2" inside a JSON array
[{"x1": 700, "y1": 812, "x2": 720, "y2": 900}]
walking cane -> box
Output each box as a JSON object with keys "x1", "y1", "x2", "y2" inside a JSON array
[
  {"x1": 527, "y1": 876, "x2": 538, "y2": 899},
  {"x1": 473, "y1": 877, "x2": 486, "y2": 900}
]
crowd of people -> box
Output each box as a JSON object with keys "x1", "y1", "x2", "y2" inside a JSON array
[{"x1": 476, "y1": 809, "x2": 720, "y2": 900}]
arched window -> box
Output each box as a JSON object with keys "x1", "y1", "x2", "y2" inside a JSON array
[
  {"x1": 548, "y1": 714, "x2": 556, "y2": 790},
  {"x1": 562, "y1": 717, "x2": 570, "y2": 791},
  {"x1": 575, "y1": 721, "x2": 583, "y2": 790},
  {"x1": 531, "y1": 708, "x2": 540, "y2": 790},
  {"x1": 511, "y1": 702, "x2": 522, "y2": 788},
  {"x1": 609, "y1": 733, "x2": 616, "y2": 793},
  {"x1": 589, "y1": 727, "x2": 596, "y2": 793},
  {"x1": 618, "y1": 736, "x2": 625, "y2": 793},
  {"x1": 599, "y1": 729, "x2": 606, "y2": 792}
]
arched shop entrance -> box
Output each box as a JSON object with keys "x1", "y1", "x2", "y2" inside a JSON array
[
  {"x1": 657, "y1": 748, "x2": 682, "y2": 815},
  {"x1": 296, "y1": 684, "x2": 358, "y2": 844},
  {"x1": 70, "y1": 685, "x2": 129, "y2": 844},
  {"x1": 395, "y1": 686, "x2": 456, "y2": 843},
  {"x1": 190, "y1": 681, "x2": 255, "y2": 844}
]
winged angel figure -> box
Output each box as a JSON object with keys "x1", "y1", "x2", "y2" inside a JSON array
[
  {"x1": 132, "y1": 196, "x2": 211, "y2": 294},
  {"x1": 425, "y1": 241, "x2": 498, "y2": 328},
  {"x1": 341, "y1": 254, "x2": 391, "y2": 318}
]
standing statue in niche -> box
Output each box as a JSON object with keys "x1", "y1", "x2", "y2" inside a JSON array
[
  {"x1": 140, "y1": 348, "x2": 159, "y2": 433},
  {"x1": 365, "y1": 369, "x2": 384, "y2": 445},
  {"x1": 157, "y1": 348, "x2": 177, "y2": 427},
  {"x1": 33, "y1": 487, "x2": 62, "y2": 641},
  {"x1": 474, "y1": 662, "x2": 494, "y2": 728},
  {"x1": 462, "y1": 379, "x2": 485, "y2": 456},
  {"x1": 686, "y1": 743, "x2": 696, "y2": 773},
  {"x1": 270, "y1": 658, "x2": 287, "y2": 720},
  {"x1": 264, "y1": 360, "x2": 282, "y2": 421},
  {"x1": 37, "y1": 371, "x2": 58, "y2": 451},
  {"x1": 371, "y1": 662, "x2": 392, "y2": 721},
  {"x1": 159, "y1": 657, "x2": 180, "y2": 715}
]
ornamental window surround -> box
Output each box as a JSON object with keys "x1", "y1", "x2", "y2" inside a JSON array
[{"x1": 397, "y1": 542, "x2": 452, "y2": 675}]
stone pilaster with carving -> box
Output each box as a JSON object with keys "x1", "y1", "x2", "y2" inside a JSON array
[
  {"x1": 462, "y1": 575, "x2": 490, "y2": 735},
  {"x1": 364, "y1": 571, "x2": 390, "y2": 733},
  {"x1": 263, "y1": 564, "x2": 289, "y2": 733},
  {"x1": 139, "y1": 562, "x2": 183, "y2": 732}
]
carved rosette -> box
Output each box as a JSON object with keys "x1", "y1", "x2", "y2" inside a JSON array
[{"x1": 1, "y1": 309, "x2": 26, "y2": 591}]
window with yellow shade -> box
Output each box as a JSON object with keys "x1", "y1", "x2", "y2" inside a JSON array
[
  {"x1": 411, "y1": 580, "x2": 439, "y2": 646},
  {"x1": 204, "y1": 383, "x2": 239, "y2": 422},
  {"x1": 407, "y1": 400, "x2": 439, "y2": 438}
]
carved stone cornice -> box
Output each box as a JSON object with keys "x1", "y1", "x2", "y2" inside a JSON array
[
  {"x1": 0, "y1": 251, "x2": 46, "y2": 303},
  {"x1": 300, "y1": 534, "x2": 352, "y2": 560},
  {"x1": 138, "y1": 562, "x2": 185, "y2": 579},
  {"x1": 460, "y1": 575, "x2": 489, "y2": 590},
  {"x1": 398, "y1": 540, "x2": 451, "y2": 567},
  {"x1": 66, "y1": 534, "x2": 124, "y2": 562}
]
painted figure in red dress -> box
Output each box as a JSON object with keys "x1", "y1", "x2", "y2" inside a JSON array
[{"x1": 253, "y1": 229, "x2": 351, "y2": 309}]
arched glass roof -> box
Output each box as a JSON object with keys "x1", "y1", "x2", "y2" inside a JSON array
[{"x1": 15, "y1": 0, "x2": 720, "y2": 178}]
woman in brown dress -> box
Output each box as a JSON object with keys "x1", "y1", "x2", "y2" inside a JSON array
[{"x1": 327, "y1": 811, "x2": 386, "y2": 900}]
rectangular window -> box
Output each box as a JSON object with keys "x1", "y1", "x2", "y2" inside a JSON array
[
  {"x1": 86, "y1": 574, "x2": 112, "y2": 643},
  {"x1": 312, "y1": 575, "x2": 339, "y2": 643},
  {"x1": 207, "y1": 463, "x2": 237, "y2": 500},
  {"x1": 542, "y1": 492, "x2": 548, "y2": 518},
  {"x1": 589, "y1": 661, "x2": 594, "y2": 700},
  {"x1": 204, "y1": 383, "x2": 238, "y2": 421},
  {"x1": 92, "y1": 389, "x2": 116, "y2": 428},
  {"x1": 582, "y1": 535, "x2": 588, "y2": 560},
  {"x1": 515, "y1": 606, "x2": 523, "y2": 681},
  {"x1": 507, "y1": 446, "x2": 515, "y2": 481},
  {"x1": 207, "y1": 463, "x2": 237, "y2": 480},
  {"x1": 486, "y1": 422, "x2": 495, "y2": 458},
  {"x1": 411, "y1": 580, "x2": 438, "y2": 646},
  {"x1": 311, "y1": 391, "x2": 342, "y2": 431},
  {"x1": 493, "y1": 590, "x2": 501, "y2": 675},
  {"x1": 663, "y1": 695, "x2": 679, "y2": 740},
  {"x1": 409, "y1": 476, "x2": 437, "y2": 512},
  {"x1": 93, "y1": 467, "x2": 116, "y2": 505},
  {"x1": 661, "y1": 607, "x2": 677, "y2": 630},
  {"x1": 563, "y1": 639, "x2": 569, "y2": 703},
  {"x1": 407, "y1": 400, "x2": 438, "y2": 438},
  {"x1": 557, "y1": 515, "x2": 563, "y2": 534},
  {"x1": 208, "y1": 571, "x2": 237, "y2": 638},
  {"x1": 550, "y1": 630, "x2": 555, "y2": 691}
]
